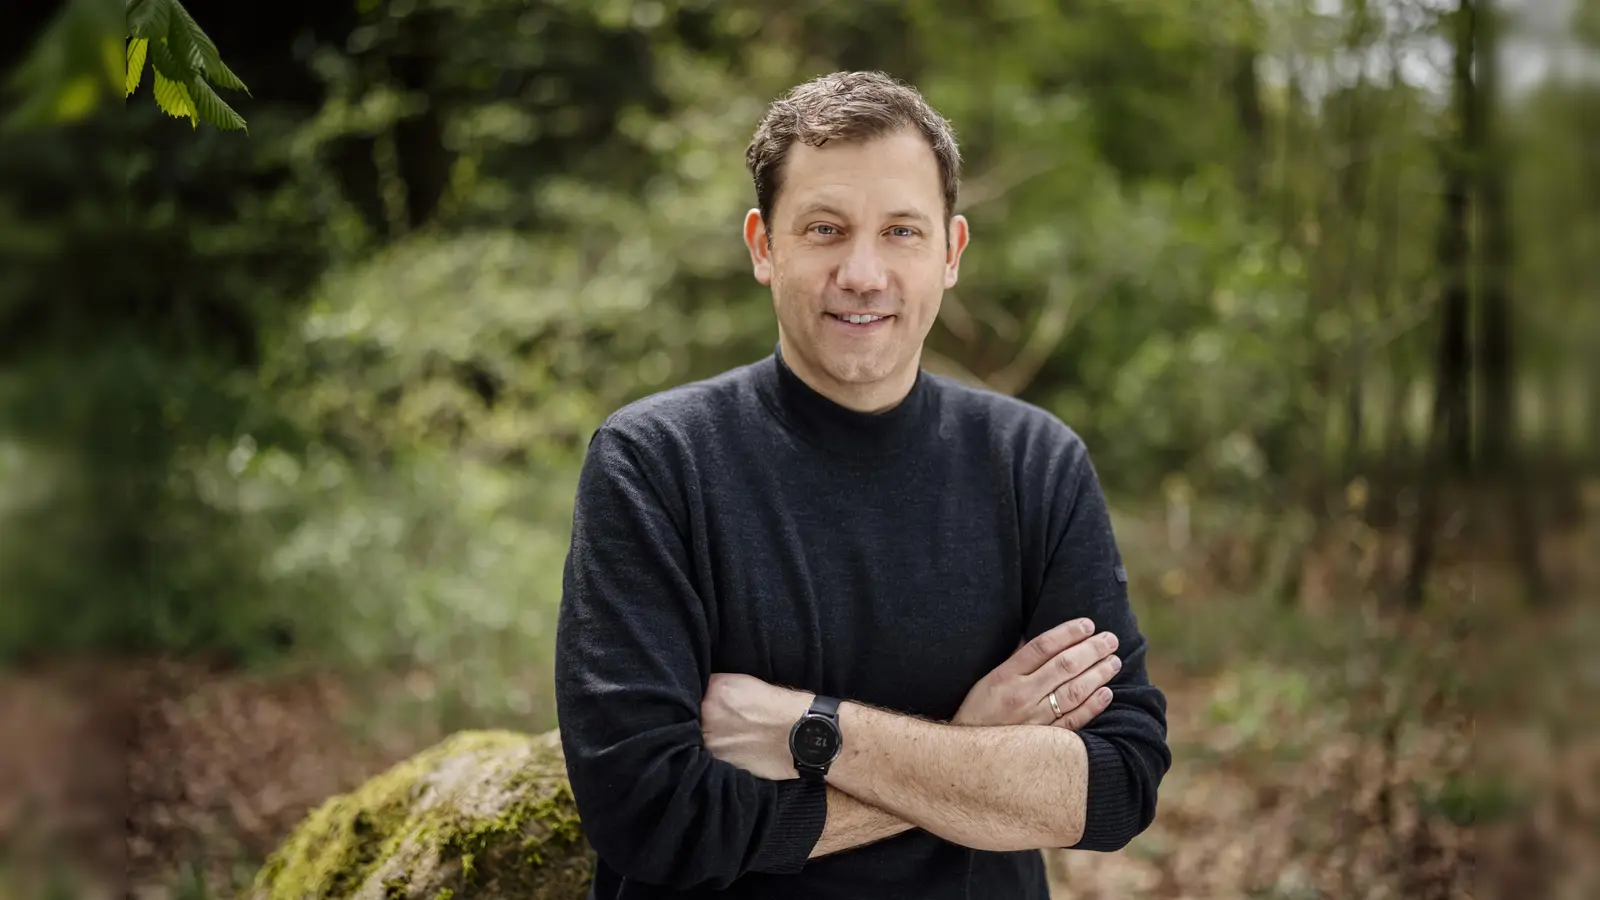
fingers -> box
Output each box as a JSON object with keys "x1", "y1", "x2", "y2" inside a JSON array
[
  {"x1": 993, "y1": 619, "x2": 1121, "y2": 729},
  {"x1": 1002, "y1": 617, "x2": 1097, "y2": 680},
  {"x1": 1052, "y1": 686, "x2": 1114, "y2": 730},
  {"x1": 1066, "y1": 652, "x2": 1122, "y2": 707},
  {"x1": 1028, "y1": 629, "x2": 1118, "y2": 699},
  {"x1": 1032, "y1": 636, "x2": 1123, "y2": 728}
]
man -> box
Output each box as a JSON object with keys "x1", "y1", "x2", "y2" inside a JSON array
[{"x1": 554, "y1": 70, "x2": 1170, "y2": 899}]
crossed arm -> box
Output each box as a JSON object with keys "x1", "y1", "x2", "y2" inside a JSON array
[
  {"x1": 816, "y1": 707, "x2": 1093, "y2": 853},
  {"x1": 812, "y1": 785, "x2": 912, "y2": 858},
  {"x1": 701, "y1": 622, "x2": 1128, "y2": 858},
  {"x1": 692, "y1": 692, "x2": 1085, "y2": 860}
]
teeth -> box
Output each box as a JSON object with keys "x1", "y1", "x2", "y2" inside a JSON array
[{"x1": 841, "y1": 314, "x2": 882, "y2": 324}]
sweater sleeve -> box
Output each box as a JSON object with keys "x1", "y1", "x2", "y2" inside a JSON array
[
  {"x1": 1025, "y1": 438, "x2": 1172, "y2": 852},
  {"x1": 553, "y1": 424, "x2": 827, "y2": 890}
]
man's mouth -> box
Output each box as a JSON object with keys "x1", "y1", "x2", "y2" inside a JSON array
[{"x1": 827, "y1": 313, "x2": 892, "y2": 326}]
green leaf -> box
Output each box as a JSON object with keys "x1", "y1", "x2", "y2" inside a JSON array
[
  {"x1": 146, "y1": 34, "x2": 195, "y2": 87},
  {"x1": 170, "y1": 2, "x2": 249, "y2": 94},
  {"x1": 152, "y1": 68, "x2": 196, "y2": 126},
  {"x1": 126, "y1": 0, "x2": 173, "y2": 41},
  {"x1": 130, "y1": 2, "x2": 249, "y2": 133},
  {"x1": 6, "y1": 0, "x2": 249, "y2": 136},
  {"x1": 125, "y1": 37, "x2": 148, "y2": 97},
  {"x1": 163, "y1": 11, "x2": 204, "y2": 74},
  {"x1": 187, "y1": 75, "x2": 247, "y2": 132}
]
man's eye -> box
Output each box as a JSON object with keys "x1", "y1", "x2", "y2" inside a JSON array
[
  {"x1": 889, "y1": 227, "x2": 916, "y2": 238},
  {"x1": 812, "y1": 224, "x2": 839, "y2": 235}
]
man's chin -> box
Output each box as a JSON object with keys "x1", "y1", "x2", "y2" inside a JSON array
[{"x1": 820, "y1": 354, "x2": 900, "y2": 387}]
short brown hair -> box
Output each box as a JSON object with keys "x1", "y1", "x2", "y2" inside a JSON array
[{"x1": 745, "y1": 71, "x2": 962, "y2": 237}]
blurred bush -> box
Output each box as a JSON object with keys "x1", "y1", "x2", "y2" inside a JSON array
[{"x1": 0, "y1": 0, "x2": 1590, "y2": 688}]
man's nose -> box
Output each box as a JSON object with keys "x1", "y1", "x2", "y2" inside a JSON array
[{"x1": 834, "y1": 237, "x2": 889, "y2": 294}]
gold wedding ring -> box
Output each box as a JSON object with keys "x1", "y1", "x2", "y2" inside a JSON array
[{"x1": 1048, "y1": 690, "x2": 1062, "y2": 718}]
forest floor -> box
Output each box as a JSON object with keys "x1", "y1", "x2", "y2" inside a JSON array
[{"x1": 0, "y1": 517, "x2": 1592, "y2": 900}]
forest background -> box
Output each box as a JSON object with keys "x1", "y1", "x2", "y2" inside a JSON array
[{"x1": 0, "y1": 0, "x2": 1594, "y2": 897}]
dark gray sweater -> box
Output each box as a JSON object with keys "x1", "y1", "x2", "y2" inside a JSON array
[{"x1": 554, "y1": 348, "x2": 1170, "y2": 899}]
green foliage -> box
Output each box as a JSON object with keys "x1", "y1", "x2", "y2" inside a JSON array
[
  {"x1": 1202, "y1": 662, "x2": 1318, "y2": 759},
  {"x1": 1417, "y1": 772, "x2": 1525, "y2": 827},
  {"x1": 2, "y1": 0, "x2": 123, "y2": 131},
  {"x1": 0, "y1": 62, "x2": 329, "y2": 661},
  {"x1": 253, "y1": 446, "x2": 581, "y2": 728},
  {"x1": 0, "y1": 0, "x2": 1592, "y2": 674},
  {"x1": 4, "y1": 0, "x2": 249, "y2": 133},
  {"x1": 0, "y1": 343, "x2": 297, "y2": 665},
  {"x1": 127, "y1": 0, "x2": 250, "y2": 131}
]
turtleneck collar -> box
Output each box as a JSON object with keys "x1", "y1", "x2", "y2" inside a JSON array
[{"x1": 754, "y1": 342, "x2": 935, "y2": 458}]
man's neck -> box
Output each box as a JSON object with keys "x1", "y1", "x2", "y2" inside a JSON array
[{"x1": 777, "y1": 337, "x2": 919, "y2": 415}]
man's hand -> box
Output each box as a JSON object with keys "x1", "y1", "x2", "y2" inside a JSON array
[
  {"x1": 700, "y1": 673, "x2": 812, "y2": 781},
  {"x1": 952, "y1": 617, "x2": 1121, "y2": 728}
]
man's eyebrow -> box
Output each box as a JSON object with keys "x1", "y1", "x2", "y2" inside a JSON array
[
  {"x1": 792, "y1": 202, "x2": 848, "y2": 220},
  {"x1": 885, "y1": 209, "x2": 933, "y2": 225},
  {"x1": 791, "y1": 203, "x2": 933, "y2": 225}
]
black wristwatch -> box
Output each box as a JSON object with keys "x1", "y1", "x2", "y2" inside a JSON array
[{"x1": 789, "y1": 694, "x2": 842, "y2": 782}]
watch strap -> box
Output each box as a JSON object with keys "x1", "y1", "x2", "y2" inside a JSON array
[{"x1": 809, "y1": 694, "x2": 841, "y2": 719}]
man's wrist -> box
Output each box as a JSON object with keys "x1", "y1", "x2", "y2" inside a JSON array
[
  {"x1": 763, "y1": 685, "x2": 817, "y2": 780},
  {"x1": 824, "y1": 701, "x2": 882, "y2": 795}
]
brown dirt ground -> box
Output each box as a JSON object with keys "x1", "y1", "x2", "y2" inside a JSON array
[
  {"x1": 0, "y1": 658, "x2": 439, "y2": 900},
  {"x1": 0, "y1": 654, "x2": 1561, "y2": 900}
]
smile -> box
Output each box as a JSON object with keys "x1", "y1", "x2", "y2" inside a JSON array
[{"x1": 827, "y1": 313, "x2": 892, "y2": 326}]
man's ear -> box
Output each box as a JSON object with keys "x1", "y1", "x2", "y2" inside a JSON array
[
  {"x1": 744, "y1": 209, "x2": 773, "y2": 286},
  {"x1": 944, "y1": 214, "x2": 971, "y2": 289}
]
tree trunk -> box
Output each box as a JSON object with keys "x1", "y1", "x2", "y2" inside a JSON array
[
  {"x1": 1357, "y1": 108, "x2": 1404, "y2": 488},
  {"x1": 1383, "y1": 367, "x2": 1412, "y2": 460},
  {"x1": 1475, "y1": 0, "x2": 1548, "y2": 602},
  {"x1": 1476, "y1": 0, "x2": 1512, "y2": 470},
  {"x1": 1233, "y1": 44, "x2": 1264, "y2": 201},
  {"x1": 1336, "y1": 0, "x2": 1377, "y2": 480},
  {"x1": 1345, "y1": 357, "x2": 1365, "y2": 474},
  {"x1": 1276, "y1": 69, "x2": 1304, "y2": 247},
  {"x1": 1376, "y1": 37, "x2": 1415, "y2": 471},
  {"x1": 1407, "y1": 0, "x2": 1477, "y2": 609},
  {"x1": 391, "y1": 9, "x2": 452, "y2": 230}
]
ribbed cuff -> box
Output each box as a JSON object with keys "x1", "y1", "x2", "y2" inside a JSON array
[
  {"x1": 1073, "y1": 732, "x2": 1139, "y2": 851},
  {"x1": 749, "y1": 777, "x2": 828, "y2": 874}
]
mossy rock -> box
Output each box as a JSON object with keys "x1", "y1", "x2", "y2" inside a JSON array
[{"x1": 247, "y1": 729, "x2": 594, "y2": 900}]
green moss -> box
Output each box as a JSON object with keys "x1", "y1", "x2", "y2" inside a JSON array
[
  {"x1": 249, "y1": 744, "x2": 436, "y2": 897},
  {"x1": 248, "y1": 730, "x2": 593, "y2": 900}
]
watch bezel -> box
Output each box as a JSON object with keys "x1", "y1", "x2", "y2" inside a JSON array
[{"x1": 789, "y1": 712, "x2": 842, "y2": 769}]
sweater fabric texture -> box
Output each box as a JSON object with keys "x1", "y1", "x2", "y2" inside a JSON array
[{"x1": 554, "y1": 347, "x2": 1171, "y2": 899}]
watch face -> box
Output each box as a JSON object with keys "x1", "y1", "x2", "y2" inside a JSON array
[{"x1": 792, "y1": 717, "x2": 840, "y2": 766}]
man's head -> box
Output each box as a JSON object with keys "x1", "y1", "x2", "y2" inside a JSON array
[{"x1": 742, "y1": 71, "x2": 970, "y2": 412}]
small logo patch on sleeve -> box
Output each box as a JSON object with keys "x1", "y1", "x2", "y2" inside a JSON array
[{"x1": 1114, "y1": 564, "x2": 1127, "y2": 583}]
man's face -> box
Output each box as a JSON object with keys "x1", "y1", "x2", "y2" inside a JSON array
[{"x1": 743, "y1": 128, "x2": 969, "y2": 410}]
